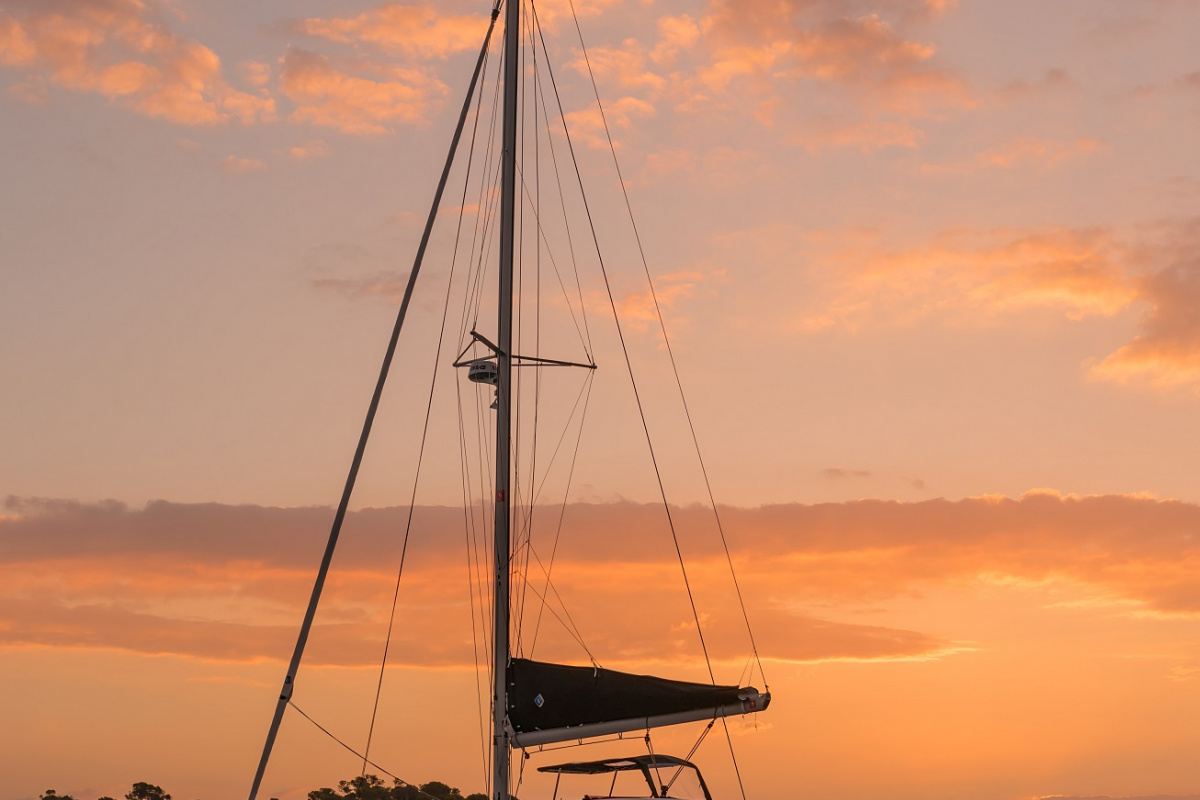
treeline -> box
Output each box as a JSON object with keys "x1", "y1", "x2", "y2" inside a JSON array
[
  {"x1": 40, "y1": 783, "x2": 168, "y2": 800},
  {"x1": 37, "y1": 776, "x2": 494, "y2": 800},
  {"x1": 308, "y1": 775, "x2": 491, "y2": 800}
]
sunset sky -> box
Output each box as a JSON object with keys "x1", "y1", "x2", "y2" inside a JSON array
[{"x1": 3, "y1": 1, "x2": 1200, "y2": 799}]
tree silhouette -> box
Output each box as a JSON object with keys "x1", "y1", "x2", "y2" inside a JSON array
[
  {"x1": 418, "y1": 782, "x2": 463, "y2": 800},
  {"x1": 40, "y1": 790, "x2": 79, "y2": 800},
  {"x1": 126, "y1": 782, "x2": 171, "y2": 800},
  {"x1": 305, "y1": 775, "x2": 498, "y2": 800}
]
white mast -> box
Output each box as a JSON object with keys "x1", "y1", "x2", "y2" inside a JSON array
[{"x1": 492, "y1": 0, "x2": 519, "y2": 798}]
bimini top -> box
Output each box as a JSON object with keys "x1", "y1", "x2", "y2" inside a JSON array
[
  {"x1": 538, "y1": 755, "x2": 712, "y2": 800},
  {"x1": 538, "y1": 755, "x2": 697, "y2": 775}
]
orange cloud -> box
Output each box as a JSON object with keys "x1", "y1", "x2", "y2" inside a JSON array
[
  {"x1": 922, "y1": 137, "x2": 1107, "y2": 174},
  {"x1": 289, "y1": 139, "x2": 331, "y2": 160},
  {"x1": 0, "y1": 0, "x2": 274, "y2": 125},
  {"x1": 563, "y1": 96, "x2": 656, "y2": 149},
  {"x1": 5, "y1": 493, "x2": 1200, "y2": 670},
  {"x1": 599, "y1": 269, "x2": 715, "y2": 331},
  {"x1": 791, "y1": 115, "x2": 922, "y2": 152},
  {"x1": 312, "y1": 271, "x2": 410, "y2": 302},
  {"x1": 297, "y1": 4, "x2": 484, "y2": 59},
  {"x1": 571, "y1": 0, "x2": 969, "y2": 154},
  {"x1": 1092, "y1": 260, "x2": 1200, "y2": 390},
  {"x1": 650, "y1": 14, "x2": 701, "y2": 65},
  {"x1": 798, "y1": 221, "x2": 1200, "y2": 391},
  {"x1": 279, "y1": 47, "x2": 446, "y2": 135},
  {"x1": 803, "y1": 226, "x2": 1139, "y2": 332},
  {"x1": 221, "y1": 154, "x2": 266, "y2": 174},
  {"x1": 697, "y1": 0, "x2": 969, "y2": 109}
]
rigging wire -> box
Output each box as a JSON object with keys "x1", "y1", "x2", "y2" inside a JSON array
[
  {"x1": 526, "y1": 370, "x2": 595, "y2": 657},
  {"x1": 289, "y1": 701, "x2": 440, "y2": 800},
  {"x1": 460, "y1": 43, "x2": 507, "y2": 344},
  {"x1": 512, "y1": 162, "x2": 594, "y2": 361},
  {"x1": 531, "y1": 0, "x2": 717, "y2": 682},
  {"x1": 513, "y1": 4, "x2": 544, "y2": 652},
  {"x1": 511, "y1": 0, "x2": 530, "y2": 659},
  {"x1": 561, "y1": 4, "x2": 763, "y2": 796},
  {"x1": 444, "y1": 38, "x2": 500, "y2": 790},
  {"x1": 514, "y1": 552, "x2": 595, "y2": 659},
  {"x1": 458, "y1": 376, "x2": 491, "y2": 790},
  {"x1": 245, "y1": 10, "x2": 501, "y2": 799},
  {"x1": 562, "y1": 0, "x2": 769, "y2": 694},
  {"x1": 524, "y1": 534, "x2": 596, "y2": 660},
  {"x1": 361, "y1": 84, "x2": 485, "y2": 771},
  {"x1": 529, "y1": 35, "x2": 594, "y2": 359}
]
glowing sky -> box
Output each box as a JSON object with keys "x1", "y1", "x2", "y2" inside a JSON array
[{"x1": 3, "y1": 1, "x2": 1200, "y2": 799}]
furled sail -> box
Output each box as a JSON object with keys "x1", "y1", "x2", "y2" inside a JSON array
[{"x1": 507, "y1": 658, "x2": 769, "y2": 747}]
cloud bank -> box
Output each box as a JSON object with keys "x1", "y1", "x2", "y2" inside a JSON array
[{"x1": 4, "y1": 491, "x2": 1199, "y2": 669}]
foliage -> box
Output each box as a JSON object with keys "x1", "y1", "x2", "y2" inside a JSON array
[
  {"x1": 418, "y1": 782, "x2": 462, "y2": 800},
  {"x1": 306, "y1": 775, "x2": 493, "y2": 800},
  {"x1": 41, "y1": 775, "x2": 489, "y2": 800},
  {"x1": 126, "y1": 784, "x2": 171, "y2": 800}
]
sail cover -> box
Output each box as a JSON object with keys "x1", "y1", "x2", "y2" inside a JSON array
[{"x1": 507, "y1": 658, "x2": 769, "y2": 747}]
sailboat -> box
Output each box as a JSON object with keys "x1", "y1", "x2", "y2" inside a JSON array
[{"x1": 247, "y1": 2, "x2": 770, "y2": 799}]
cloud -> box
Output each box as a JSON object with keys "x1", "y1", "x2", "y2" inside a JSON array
[
  {"x1": 1092, "y1": 256, "x2": 1200, "y2": 390},
  {"x1": 221, "y1": 154, "x2": 266, "y2": 174},
  {"x1": 570, "y1": 43, "x2": 667, "y2": 95},
  {"x1": 312, "y1": 271, "x2": 410, "y2": 302},
  {"x1": 240, "y1": 59, "x2": 270, "y2": 87},
  {"x1": 606, "y1": 269, "x2": 715, "y2": 331},
  {"x1": 650, "y1": 14, "x2": 701, "y2": 65},
  {"x1": 563, "y1": 96, "x2": 656, "y2": 149},
  {"x1": 296, "y1": 4, "x2": 486, "y2": 59},
  {"x1": 792, "y1": 221, "x2": 1200, "y2": 392},
  {"x1": 803, "y1": 226, "x2": 1139, "y2": 332},
  {"x1": 822, "y1": 468, "x2": 871, "y2": 479},
  {"x1": 0, "y1": 0, "x2": 274, "y2": 124},
  {"x1": 279, "y1": 46, "x2": 446, "y2": 134},
  {"x1": 4, "y1": 492, "x2": 1200, "y2": 668},
  {"x1": 995, "y1": 67, "x2": 1076, "y2": 101},
  {"x1": 564, "y1": 0, "x2": 969, "y2": 153},
  {"x1": 289, "y1": 139, "x2": 330, "y2": 160},
  {"x1": 791, "y1": 115, "x2": 922, "y2": 152},
  {"x1": 921, "y1": 137, "x2": 1107, "y2": 174},
  {"x1": 697, "y1": 0, "x2": 970, "y2": 110},
  {"x1": 0, "y1": 498, "x2": 950, "y2": 667}
]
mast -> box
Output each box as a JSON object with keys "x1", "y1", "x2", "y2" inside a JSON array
[{"x1": 492, "y1": 0, "x2": 520, "y2": 798}]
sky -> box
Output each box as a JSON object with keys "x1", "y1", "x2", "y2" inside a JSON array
[{"x1": 2, "y1": 0, "x2": 1200, "y2": 799}]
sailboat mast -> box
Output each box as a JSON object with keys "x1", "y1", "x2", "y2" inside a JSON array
[{"x1": 492, "y1": 0, "x2": 520, "y2": 798}]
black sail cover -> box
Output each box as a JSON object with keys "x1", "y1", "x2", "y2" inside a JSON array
[{"x1": 508, "y1": 658, "x2": 763, "y2": 744}]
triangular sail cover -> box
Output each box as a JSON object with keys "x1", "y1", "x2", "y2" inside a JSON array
[{"x1": 507, "y1": 658, "x2": 767, "y2": 746}]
